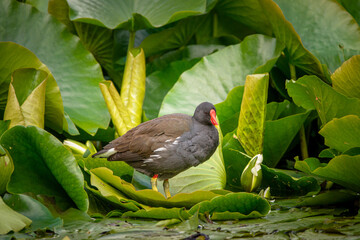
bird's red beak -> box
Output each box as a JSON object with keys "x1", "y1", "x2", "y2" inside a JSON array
[{"x1": 210, "y1": 109, "x2": 218, "y2": 126}]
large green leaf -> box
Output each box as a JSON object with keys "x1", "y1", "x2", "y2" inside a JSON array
[
  {"x1": 159, "y1": 34, "x2": 284, "y2": 116},
  {"x1": 4, "y1": 68, "x2": 47, "y2": 129},
  {"x1": 286, "y1": 75, "x2": 360, "y2": 126},
  {"x1": 337, "y1": 0, "x2": 360, "y2": 26},
  {"x1": 144, "y1": 59, "x2": 199, "y2": 120},
  {"x1": 3, "y1": 194, "x2": 63, "y2": 231},
  {"x1": 0, "y1": 197, "x2": 32, "y2": 234},
  {"x1": 216, "y1": 0, "x2": 325, "y2": 79},
  {"x1": 67, "y1": 0, "x2": 207, "y2": 30},
  {"x1": 0, "y1": 0, "x2": 110, "y2": 135},
  {"x1": 0, "y1": 148, "x2": 13, "y2": 195},
  {"x1": 295, "y1": 156, "x2": 360, "y2": 193},
  {"x1": 319, "y1": 115, "x2": 360, "y2": 152},
  {"x1": 0, "y1": 126, "x2": 89, "y2": 211},
  {"x1": 274, "y1": 0, "x2": 360, "y2": 73},
  {"x1": 237, "y1": 74, "x2": 269, "y2": 157},
  {"x1": 331, "y1": 55, "x2": 360, "y2": 98}
]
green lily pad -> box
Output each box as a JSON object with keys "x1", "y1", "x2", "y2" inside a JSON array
[
  {"x1": 286, "y1": 75, "x2": 360, "y2": 126},
  {"x1": 274, "y1": 0, "x2": 360, "y2": 72},
  {"x1": 319, "y1": 115, "x2": 360, "y2": 152},
  {"x1": 189, "y1": 192, "x2": 271, "y2": 220},
  {"x1": 67, "y1": 0, "x2": 207, "y2": 30},
  {"x1": 159, "y1": 34, "x2": 284, "y2": 116},
  {"x1": 3, "y1": 194, "x2": 63, "y2": 231},
  {"x1": 0, "y1": 0, "x2": 110, "y2": 135},
  {"x1": 295, "y1": 156, "x2": 360, "y2": 193},
  {"x1": 122, "y1": 207, "x2": 191, "y2": 220},
  {"x1": 0, "y1": 125, "x2": 89, "y2": 211},
  {"x1": 0, "y1": 196, "x2": 32, "y2": 234},
  {"x1": 294, "y1": 190, "x2": 358, "y2": 207},
  {"x1": 90, "y1": 167, "x2": 226, "y2": 208},
  {"x1": 331, "y1": 55, "x2": 360, "y2": 99}
]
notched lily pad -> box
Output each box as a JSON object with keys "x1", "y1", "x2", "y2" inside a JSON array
[{"x1": 189, "y1": 192, "x2": 271, "y2": 220}]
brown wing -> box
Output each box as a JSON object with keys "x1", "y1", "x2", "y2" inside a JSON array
[{"x1": 106, "y1": 113, "x2": 191, "y2": 162}]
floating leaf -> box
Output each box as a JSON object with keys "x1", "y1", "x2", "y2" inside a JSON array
[
  {"x1": 0, "y1": 126, "x2": 89, "y2": 211},
  {"x1": 159, "y1": 34, "x2": 283, "y2": 116},
  {"x1": 295, "y1": 156, "x2": 360, "y2": 193},
  {"x1": 3, "y1": 194, "x2": 63, "y2": 231},
  {"x1": 122, "y1": 207, "x2": 191, "y2": 220},
  {"x1": 189, "y1": 192, "x2": 270, "y2": 220},
  {"x1": 0, "y1": 197, "x2": 32, "y2": 234},
  {"x1": 319, "y1": 115, "x2": 360, "y2": 152},
  {"x1": 67, "y1": 0, "x2": 207, "y2": 30},
  {"x1": 331, "y1": 55, "x2": 360, "y2": 99},
  {"x1": 237, "y1": 74, "x2": 269, "y2": 156}
]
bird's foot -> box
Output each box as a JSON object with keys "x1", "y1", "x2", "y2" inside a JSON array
[
  {"x1": 163, "y1": 179, "x2": 171, "y2": 199},
  {"x1": 151, "y1": 174, "x2": 159, "y2": 192}
]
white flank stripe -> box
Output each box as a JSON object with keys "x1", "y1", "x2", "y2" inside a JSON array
[
  {"x1": 96, "y1": 148, "x2": 117, "y2": 158},
  {"x1": 154, "y1": 147, "x2": 166, "y2": 152}
]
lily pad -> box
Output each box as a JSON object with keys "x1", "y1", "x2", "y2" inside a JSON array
[
  {"x1": 122, "y1": 207, "x2": 191, "y2": 220},
  {"x1": 0, "y1": 197, "x2": 31, "y2": 234},
  {"x1": 67, "y1": 0, "x2": 207, "y2": 30},
  {"x1": 3, "y1": 194, "x2": 63, "y2": 231},
  {"x1": 0, "y1": 0, "x2": 110, "y2": 135},
  {"x1": 319, "y1": 115, "x2": 360, "y2": 152},
  {"x1": 295, "y1": 156, "x2": 360, "y2": 193},
  {"x1": 159, "y1": 34, "x2": 284, "y2": 116},
  {"x1": 0, "y1": 125, "x2": 89, "y2": 211},
  {"x1": 189, "y1": 192, "x2": 271, "y2": 220},
  {"x1": 89, "y1": 167, "x2": 226, "y2": 208}
]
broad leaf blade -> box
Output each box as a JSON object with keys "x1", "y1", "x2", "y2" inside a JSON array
[
  {"x1": 237, "y1": 74, "x2": 269, "y2": 157},
  {"x1": 67, "y1": 0, "x2": 207, "y2": 30},
  {"x1": 331, "y1": 55, "x2": 360, "y2": 98},
  {"x1": 319, "y1": 115, "x2": 360, "y2": 152},
  {"x1": 0, "y1": 197, "x2": 32, "y2": 234},
  {"x1": 159, "y1": 34, "x2": 283, "y2": 116},
  {"x1": 0, "y1": 126, "x2": 89, "y2": 211}
]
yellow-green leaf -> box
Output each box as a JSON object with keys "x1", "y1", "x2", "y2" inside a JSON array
[
  {"x1": 332, "y1": 55, "x2": 360, "y2": 99},
  {"x1": 4, "y1": 68, "x2": 47, "y2": 129},
  {"x1": 237, "y1": 74, "x2": 269, "y2": 156},
  {"x1": 99, "y1": 80, "x2": 133, "y2": 135},
  {"x1": 120, "y1": 48, "x2": 146, "y2": 126},
  {"x1": 0, "y1": 197, "x2": 32, "y2": 234}
]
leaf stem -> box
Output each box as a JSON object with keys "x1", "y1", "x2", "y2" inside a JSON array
[
  {"x1": 289, "y1": 63, "x2": 309, "y2": 160},
  {"x1": 128, "y1": 31, "x2": 135, "y2": 52}
]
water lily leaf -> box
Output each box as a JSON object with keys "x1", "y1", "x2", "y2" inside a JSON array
[
  {"x1": 331, "y1": 55, "x2": 360, "y2": 99},
  {"x1": 0, "y1": 126, "x2": 89, "y2": 211},
  {"x1": 274, "y1": 0, "x2": 360, "y2": 73},
  {"x1": 0, "y1": 0, "x2": 110, "y2": 135},
  {"x1": 293, "y1": 190, "x2": 358, "y2": 207},
  {"x1": 295, "y1": 156, "x2": 360, "y2": 192},
  {"x1": 189, "y1": 192, "x2": 270, "y2": 220},
  {"x1": 99, "y1": 80, "x2": 133, "y2": 135},
  {"x1": 216, "y1": 0, "x2": 324, "y2": 79},
  {"x1": 286, "y1": 75, "x2": 360, "y2": 126},
  {"x1": 319, "y1": 115, "x2": 360, "y2": 152},
  {"x1": 0, "y1": 196, "x2": 32, "y2": 234},
  {"x1": 159, "y1": 34, "x2": 284, "y2": 116},
  {"x1": 144, "y1": 59, "x2": 199, "y2": 120},
  {"x1": 48, "y1": 0, "x2": 76, "y2": 33},
  {"x1": 338, "y1": 0, "x2": 360, "y2": 26},
  {"x1": 67, "y1": 0, "x2": 207, "y2": 30},
  {"x1": 122, "y1": 207, "x2": 191, "y2": 220},
  {"x1": 120, "y1": 48, "x2": 146, "y2": 126},
  {"x1": 237, "y1": 74, "x2": 269, "y2": 157},
  {"x1": 4, "y1": 68, "x2": 47, "y2": 129},
  {"x1": 90, "y1": 167, "x2": 225, "y2": 208},
  {"x1": 3, "y1": 194, "x2": 63, "y2": 231},
  {"x1": 215, "y1": 86, "x2": 244, "y2": 135},
  {"x1": 261, "y1": 166, "x2": 320, "y2": 197},
  {"x1": 0, "y1": 150, "x2": 13, "y2": 195}
]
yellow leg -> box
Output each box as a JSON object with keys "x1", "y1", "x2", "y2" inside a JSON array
[
  {"x1": 151, "y1": 174, "x2": 158, "y2": 192},
  {"x1": 163, "y1": 179, "x2": 171, "y2": 199}
]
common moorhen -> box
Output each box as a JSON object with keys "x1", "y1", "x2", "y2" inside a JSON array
[{"x1": 93, "y1": 102, "x2": 219, "y2": 198}]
